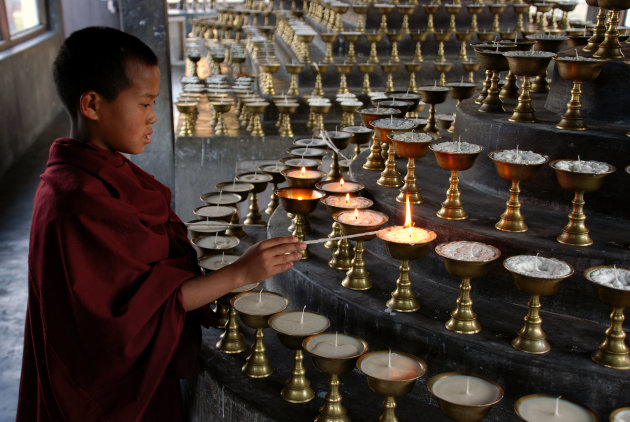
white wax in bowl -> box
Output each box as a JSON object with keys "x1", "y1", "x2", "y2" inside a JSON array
[
  {"x1": 431, "y1": 375, "x2": 500, "y2": 406},
  {"x1": 323, "y1": 195, "x2": 372, "y2": 208},
  {"x1": 233, "y1": 292, "x2": 287, "y2": 316},
  {"x1": 187, "y1": 221, "x2": 228, "y2": 234},
  {"x1": 337, "y1": 209, "x2": 387, "y2": 226},
  {"x1": 391, "y1": 131, "x2": 433, "y2": 143},
  {"x1": 305, "y1": 333, "x2": 365, "y2": 358},
  {"x1": 231, "y1": 282, "x2": 259, "y2": 293},
  {"x1": 221, "y1": 182, "x2": 253, "y2": 192},
  {"x1": 199, "y1": 254, "x2": 240, "y2": 271},
  {"x1": 359, "y1": 352, "x2": 423, "y2": 380},
  {"x1": 202, "y1": 192, "x2": 241, "y2": 205},
  {"x1": 612, "y1": 409, "x2": 630, "y2": 422},
  {"x1": 587, "y1": 267, "x2": 630, "y2": 290},
  {"x1": 195, "y1": 235, "x2": 239, "y2": 250},
  {"x1": 492, "y1": 149, "x2": 547, "y2": 165},
  {"x1": 379, "y1": 226, "x2": 436, "y2": 244},
  {"x1": 553, "y1": 160, "x2": 612, "y2": 174},
  {"x1": 432, "y1": 141, "x2": 482, "y2": 153},
  {"x1": 270, "y1": 312, "x2": 329, "y2": 336},
  {"x1": 504, "y1": 255, "x2": 572, "y2": 279},
  {"x1": 238, "y1": 173, "x2": 273, "y2": 183},
  {"x1": 437, "y1": 241, "x2": 498, "y2": 262},
  {"x1": 195, "y1": 205, "x2": 235, "y2": 218},
  {"x1": 517, "y1": 396, "x2": 595, "y2": 422}
]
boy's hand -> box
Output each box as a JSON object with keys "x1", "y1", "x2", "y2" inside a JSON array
[{"x1": 236, "y1": 236, "x2": 305, "y2": 285}]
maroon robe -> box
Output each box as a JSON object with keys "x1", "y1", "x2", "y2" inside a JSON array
[{"x1": 18, "y1": 138, "x2": 208, "y2": 421}]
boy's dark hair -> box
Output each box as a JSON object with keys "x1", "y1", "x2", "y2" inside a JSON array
[{"x1": 53, "y1": 26, "x2": 158, "y2": 118}]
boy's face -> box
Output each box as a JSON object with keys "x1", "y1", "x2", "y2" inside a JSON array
[{"x1": 90, "y1": 59, "x2": 160, "y2": 154}]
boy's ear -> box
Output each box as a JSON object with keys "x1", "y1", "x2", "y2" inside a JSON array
[{"x1": 79, "y1": 91, "x2": 100, "y2": 121}]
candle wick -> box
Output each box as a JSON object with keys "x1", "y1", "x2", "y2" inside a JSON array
[
  {"x1": 335, "y1": 332, "x2": 338, "y2": 347},
  {"x1": 614, "y1": 265, "x2": 619, "y2": 283},
  {"x1": 258, "y1": 288, "x2": 263, "y2": 303},
  {"x1": 221, "y1": 251, "x2": 225, "y2": 264},
  {"x1": 535, "y1": 253, "x2": 540, "y2": 272},
  {"x1": 388, "y1": 349, "x2": 392, "y2": 368},
  {"x1": 300, "y1": 305, "x2": 306, "y2": 324},
  {"x1": 466, "y1": 376, "x2": 470, "y2": 395},
  {"x1": 555, "y1": 396, "x2": 561, "y2": 416}
]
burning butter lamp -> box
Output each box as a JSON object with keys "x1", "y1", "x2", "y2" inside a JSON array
[
  {"x1": 504, "y1": 255, "x2": 574, "y2": 353},
  {"x1": 303, "y1": 333, "x2": 368, "y2": 422},
  {"x1": 428, "y1": 372, "x2": 504, "y2": 422},
  {"x1": 378, "y1": 197, "x2": 437, "y2": 312},
  {"x1": 270, "y1": 310, "x2": 330, "y2": 403},
  {"x1": 357, "y1": 351, "x2": 427, "y2": 422},
  {"x1": 334, "y1": 209, "x2": 389, "y2": 290},
  {"x1": 232, "y1": 290, "x2": 288, "y2": 378},
  {"x1": 585, "y1": 265, "x2": 630, "y2": 369},
  {"x1": 436, "y1": 241, "x2": 501, "y2": 334}
]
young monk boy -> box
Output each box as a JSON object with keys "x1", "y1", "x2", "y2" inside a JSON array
[{"x1": 17, "y1": 26, "x2": 305, "y2": 421}]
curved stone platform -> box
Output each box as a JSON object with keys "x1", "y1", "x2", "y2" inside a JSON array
[{"x1": 265, "y1": 147, "x2": 630, "y2": 420}]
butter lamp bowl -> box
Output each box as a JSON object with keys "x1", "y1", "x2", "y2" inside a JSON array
[
  {"x1": 357, "y1": 107, "x2": 401, "y2": 128},
  {"x1": 585, "y1": 265, "x2": 630, "y2": 308},
  {"x1": 428, "y1": 372, "x2": 504, "y2": 422},
  {"x1": 334, "y1": 209, "x2": 389, "y2": 240},
  {"x1": 490, "y1": 150, "x2": 549, "y2": 181},
  {"x1": 357, "y1": 351, "x2": 427, "y2": 400},
  {"x1": 303, "y1": 333, "x2": 368, "y2": 375},
  {"x1": 378, "y1": 227, "x2": 437, "y2": 260},
  {"x1": 275, "y1": 187, "x2": 325, "y2": 214},
  {"x1": 550, "y1": 160, "x2": 615, "y2": 192},
  {"x1": 231, "y1": 291, "x2": 289, "y2": 328}
]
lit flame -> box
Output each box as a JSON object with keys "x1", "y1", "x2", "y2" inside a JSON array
[
  {"x1": 345, "y1": 193, "x2": 350, "y2": 205},
  {"x1": 354, "y1": 208, "x2": 359, "y2": 220},
  {"x1": 339, "y1": 178, "x2": 345, "y2": 187},
  {"x1": 298, "y1": 196, "x2": 303, "y2": 200},
  {"x1": 403, "y1": 195, "x2": 413, "y2": 229},
  {"x1": 300, "y1": 166, "x2": 306, "y2": 176}
]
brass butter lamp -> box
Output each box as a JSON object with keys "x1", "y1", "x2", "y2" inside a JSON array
[
  {"x1": 418, "y1": 85, "x2": 451, "y2": 134},
  {"x1": 436, "y1": 242, "x2": 501, "y2": 334},
  {"x1": 430, "y1": 142, "x2": 483, "y2": 220},
  {"x1": 504, "y1": 51, "x2": 556, "y2": 123},
  {"x1": 390, "y1": 131, "x2": 434, "y2": 204},
  {"x1": 593, "y1": 0, "x2": 630, "y2": 59},
  {"x1": 550, "y1": 160, "x2": 615, "y2": 246},
  {"x1": 554, "y1": 55, "x2": 607, "y2": 130},
  {"x1": 276, "y1": 186, "x2": 325, "y2": 259},
  {"x1": 372, "y1": 117, "x2": 419, "y2": 188},
  {"x1": 357, "y1": 107, "x2": 401, "y2": 171},
  {"x1": 490, "y1": 150, "x2": 548, "y2": 232},
  {"x1": 585, "y1": 265, "x2": 630, "y2": 369},
  {"x1": 504, "y1": 256, "x2": 574, "y2": 354},
  {"x1": 269, "y1": 310, "x2": 330, "y2": 403},
  {"x1": 357, "y1": 351, "x2": 427, "y2": 422},
  {"x1": 231, "y1": 291, "x2": 289, "y2": 378}
]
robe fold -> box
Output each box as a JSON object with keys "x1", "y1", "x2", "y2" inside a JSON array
[{"x1": 17, "y1": 138, "x2": 209, "y2": 421}]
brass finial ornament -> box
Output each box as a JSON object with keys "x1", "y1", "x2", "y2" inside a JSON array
[{"x1": 585, "y1": 265, "x2": 630, "y2": 369}]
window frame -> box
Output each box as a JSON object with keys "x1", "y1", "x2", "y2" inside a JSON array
[{"x1": 0, "y1": 0, "x2": 48, "y2": 51}]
